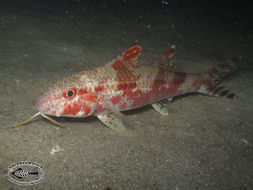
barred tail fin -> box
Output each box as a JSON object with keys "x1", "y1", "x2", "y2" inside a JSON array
[
  {"x1": 199, "y1": 80, "x2": 236, "y2": 98},
  {"x1": 198, "y1": 56, "x2": 240, "y2": 98}
]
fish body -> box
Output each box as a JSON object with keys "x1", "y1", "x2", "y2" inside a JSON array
[{"x1": 21, "y1": 46, "x2": 239, "y2": 132}]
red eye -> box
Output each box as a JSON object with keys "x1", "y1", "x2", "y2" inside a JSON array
[{"x1": 63, "y1": 88, "x2": 77, "y2": 99}]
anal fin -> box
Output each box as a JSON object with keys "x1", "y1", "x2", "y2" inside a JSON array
[
  {"x1": 152, "y1": 97, "x2": 173, "y2": 116},
  {"x1": 97, "y1": 113, "x2": 126, "y2": 133}
]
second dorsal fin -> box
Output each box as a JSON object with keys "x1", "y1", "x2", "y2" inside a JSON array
[{"x1": 155, "y1": 45, "x2": 176, "y2": 71}]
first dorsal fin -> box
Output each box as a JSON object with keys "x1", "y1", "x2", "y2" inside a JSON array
[
  {"x1": 155, "y1": 45, "x2": 176, "y2": 71},
  {"x1": 106, "y1": 46, "x2": 142, "y2": 68}
]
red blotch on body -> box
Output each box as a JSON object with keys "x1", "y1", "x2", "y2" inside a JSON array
[
  {"x1": 83, "y1": 105, "x2": 91, "y2": 116},
  {"x1": 73, "y1": 102, "x2": 81, "y2": 115},
  {"x1": 129, "y1": 82, "x2": 137, "y2": 88},
  {"x1": 62, "y1": 101, "x2": 82, "y2": 115},
  {"x1": 62, "y1": 104, "x2": 71, "y2": 115},
  {"x1": 86, "y1": 94, "x2": 97, "y2": 103},
  {"x1": 117, "y1": 82, "x2": 127, "y2": 91},
  {"x1": 78, "y1": 88, "x2": 88, "y2": 95},
  {"x1": 130, "y1": 90, "x2": 152, "y2": 109},
  {"x1": 95, "y1": 86, "x2": 104, "y2": 92}
]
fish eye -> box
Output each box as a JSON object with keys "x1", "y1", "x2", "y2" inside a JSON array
[
  {"x1": 63, "y1": 88, "x2": 77, "y2": 99},
  {"x1": 67, "y1": 90, "x2": 73, "y2": 97}
]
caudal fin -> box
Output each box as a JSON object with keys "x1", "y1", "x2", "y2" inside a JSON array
[
  {"x1": 200, "y1": 80, "x2": 236, "y2": 98},
  {"x1": 199, "y1": 56, "x2": 240, "y2": 98}
]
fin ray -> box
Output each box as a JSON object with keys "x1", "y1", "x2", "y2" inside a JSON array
[
  {"x1": 152, "y1": 98, "x2": 173, "y2": 116},
  {"x1": 97, "y1": 113, "x2": 127, "y2": 133}
]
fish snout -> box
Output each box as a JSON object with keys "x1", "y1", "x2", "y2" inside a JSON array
[{"x1": 35, "y1": 96, "x2": 47, "y2": 113}]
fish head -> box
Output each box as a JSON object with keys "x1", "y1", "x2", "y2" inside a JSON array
[{"x1": 35, "y1": 75, "x2": 98, "y2": 117}]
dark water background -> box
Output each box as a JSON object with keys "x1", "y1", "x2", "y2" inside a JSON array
[{"x1": 0, "y1": 0, "x2": 253, "y2": 189}]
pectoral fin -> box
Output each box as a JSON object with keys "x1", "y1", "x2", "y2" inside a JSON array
[
  {"x1": 152, "y1": 97, "x2": 173, "y2": 116},
  {"x1": 97, "y1": 113, "x2": 126, "y2": 133}
]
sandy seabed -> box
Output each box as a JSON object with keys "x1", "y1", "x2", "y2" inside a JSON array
[{"x1": 0, "y1": 1, "x2": 253, "y2": 189}]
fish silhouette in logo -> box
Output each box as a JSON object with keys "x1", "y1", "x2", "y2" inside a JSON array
[{"x1": 11, "y1": 168, "x2": 38, "y2": 179}]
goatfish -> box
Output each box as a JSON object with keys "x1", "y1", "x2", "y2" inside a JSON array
[{"x1": 14, "y1": 45, "x2": 239, "y2": 132}]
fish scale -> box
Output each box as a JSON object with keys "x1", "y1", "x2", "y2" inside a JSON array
[{"x1": 15, "y1": 45, "x2": 239, "y2": 132}]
